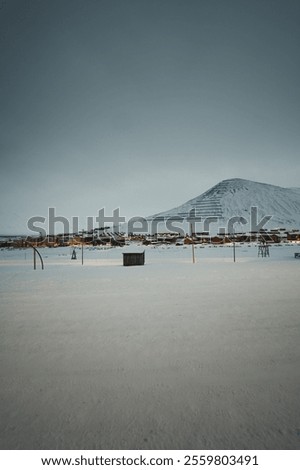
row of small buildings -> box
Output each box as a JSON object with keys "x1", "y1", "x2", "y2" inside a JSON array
[{"x1": 1, "y1": 228, "x2": 300, "y2": 248}]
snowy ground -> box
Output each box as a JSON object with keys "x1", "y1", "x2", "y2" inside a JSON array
[{"x1": 0, "y1": 243, "x2": 300, "y2": 450}]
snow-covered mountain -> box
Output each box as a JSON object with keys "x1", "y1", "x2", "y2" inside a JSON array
[{"x1": 148, "y1": 178, "x2": 300, "y2": 233}]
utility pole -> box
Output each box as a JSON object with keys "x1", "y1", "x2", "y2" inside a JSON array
[
  {"x1": 190, "y1": 223, "x2": 195, "y2": 264},
  {"x1": 231, "y1": 231, "x2": 236, "y2": 262},
  {"x1": 80, "y1": 229, "x2": 84, "y2": 265}
]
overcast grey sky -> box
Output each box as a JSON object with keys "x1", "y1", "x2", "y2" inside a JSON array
[{"x1": 0, "y1": 0, "x2": 299, "y2": 233}]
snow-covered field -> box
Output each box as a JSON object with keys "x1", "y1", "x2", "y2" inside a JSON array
[{"x1": 0, "y1": 244, "x2": 300, "y2": 450}]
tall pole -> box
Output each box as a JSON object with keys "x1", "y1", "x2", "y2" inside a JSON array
[
  {"x1": 29, "y1": 242, "x2": 44, "y2": 270},
  {"x1": 231, "y1": 230, "x2": 236, "y2": 263},
  {"x1": 190, "y1": 223, "x2": 195, "y2": 264},
  {"x1": 81, "y1": 229, "x2": 84, "y2": 265}
]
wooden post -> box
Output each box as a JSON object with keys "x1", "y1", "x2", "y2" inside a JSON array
[
  {"x1": 81, "y1": 230, "x2": 84, "y2": 265},
  {"x1": 33, "y1": 249, "x2": 36, "y2": 270},
  {"x1": 190, "y1": 223, "x2": 195, "y2": 264}
]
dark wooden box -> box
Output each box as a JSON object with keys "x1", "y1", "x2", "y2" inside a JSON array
[{"x1": 123, "y1": 251, "x2": 145, "y2": 266}]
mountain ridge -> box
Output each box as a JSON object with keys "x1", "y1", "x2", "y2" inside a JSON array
[{"x1": 149, "y1": 178, "x2": 300, "y2": 231}]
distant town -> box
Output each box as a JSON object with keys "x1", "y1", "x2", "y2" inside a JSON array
[{"x1": 1, "y1": 226, "x2": 300, "y2": 249}]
